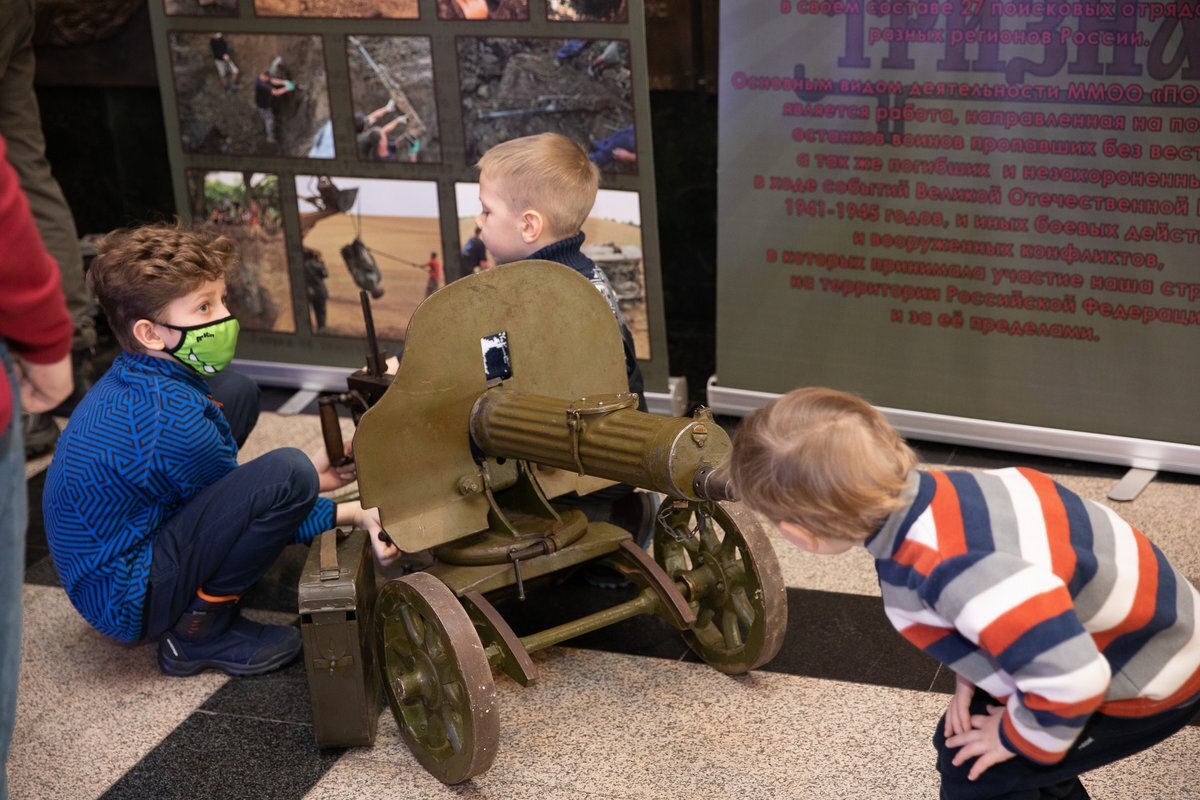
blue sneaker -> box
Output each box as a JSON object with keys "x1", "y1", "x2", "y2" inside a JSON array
[{"x1": 159, "y1": 611, "x2": 301, "y2": 677}]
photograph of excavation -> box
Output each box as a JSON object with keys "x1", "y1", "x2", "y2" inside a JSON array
[
  {"x1": 455, "y1": 182, "x2": 651, "y2": 359},
  {"x1": 169, "y1": 32, "x2": 333, "y2": 159},
  {"x1": 547, "y1": 0, "x2": 628, "y2": 22},
  {"x1": 254, "y1": 0, "x2": 417, "y2": 17},
  {"x1": 186, "y1": 171, "x2": 296, "y2": 334},
  {"x1": 346, "y1": 35, "x2": 441, "y2": 164},
  {"x1": 456, "y1": 37, "x2": 636, "y2": 172},
  {"x1": 437, "y1": 0, "x2": 528, "y2": 21},
  {"x1": 297, "y1": 175, "x2": 441, "y2": 340},
  {"x1": 164, "y1": 0, "x2": 237, "y2": 16}
]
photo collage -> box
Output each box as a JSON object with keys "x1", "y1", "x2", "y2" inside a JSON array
[{"x1": 156, "y1": 0, "x2": 654, "y2": 360}]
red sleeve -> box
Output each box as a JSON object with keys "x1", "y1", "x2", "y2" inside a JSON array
[{"x1": 0, "y1": 134, "x2": 73, "y2": 365}]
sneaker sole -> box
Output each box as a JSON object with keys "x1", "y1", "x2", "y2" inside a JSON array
[{"x1": 159, "y1": 644, "x2": 301, "y2": 678}]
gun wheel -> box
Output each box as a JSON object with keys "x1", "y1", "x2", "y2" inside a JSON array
[
  {"x1": 376, "y1": 572, "x2": 498, "y2": 784},
  {"x1": 653, "y1": 500, "x2": 787, "y2": 674}
]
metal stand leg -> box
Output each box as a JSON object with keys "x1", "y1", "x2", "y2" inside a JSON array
[
  {"x1": 1108, "y1": 467, "x2": 1157, "y2": 502},
  {"x1": 277, "y1": 389, "x2": 319, "y2": 416}
]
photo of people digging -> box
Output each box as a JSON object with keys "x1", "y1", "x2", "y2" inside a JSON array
[
  {"x1": 547, "y1": 0, "x2": 628, "y2": 23},
  {"x1": 254, "y1": 0, "x2": 417, "y2": 18},
  {"x1": 457, "y1": 37, "x2": 636, "y2": 173},
  {"x1": 296, "y1": 175, "x2": 441, "y2": 339},
  {"x1": 169, "y1": 32, "x2": 334, "y2": 158},
  {"x1": 186, "y1": 170, "x2": 295, "y2": 333},
  {"x1": 437, "y1": 0, "x2": 528, "y2": 21},
  {"x1": 164, "y1": 0, "x2": 237, "y2": 17},
  {"x1": 346, "y1": 36, "x2": 440, "y2": 164}
]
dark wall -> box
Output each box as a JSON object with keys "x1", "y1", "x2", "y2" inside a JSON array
[{"x1": 33, "y1": 2, "x2": 719, "y2": 403}]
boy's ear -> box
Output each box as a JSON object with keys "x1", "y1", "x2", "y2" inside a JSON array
[
  {"x1": 132, "y1": 319, "x2": 167, "y2": 352},
  {"x1": 519, "y1": 209, "x2": 545, "y2": 244},
  {"x1": 778, "y1": 521, "x2": 819, "y2": 552}
]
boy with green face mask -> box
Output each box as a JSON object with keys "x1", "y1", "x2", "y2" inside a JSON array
[{"x1": 42, "y1": 225, "x2": 388, "y2": 677}]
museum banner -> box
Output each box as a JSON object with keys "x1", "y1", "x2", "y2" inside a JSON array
[
  {"x1": 148, "y1": 0, "x2": 671, "y2": 407},
  {"x1": 715, "y1": 2, "x2": 1200, "y2": 470}
]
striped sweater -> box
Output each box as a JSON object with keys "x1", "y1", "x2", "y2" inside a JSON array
[{"x1": 866, "y1": 468, "x2": 1200, "y2": 764}]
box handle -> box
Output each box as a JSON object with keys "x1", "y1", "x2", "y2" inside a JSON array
[{"x1": 319, "y1": 529, "x2": 342, "y2": 581}]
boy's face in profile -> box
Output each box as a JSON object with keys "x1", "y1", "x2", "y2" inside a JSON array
[
  {"x1": 152, "y1": 278, "x2": 230, "y2": 352},
  {"x1": 476, "y1": 175, "x2": 536, "y2": 265}
]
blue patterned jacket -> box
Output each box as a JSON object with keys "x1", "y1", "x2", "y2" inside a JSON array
[{"x1": 43, "y1": 352, "x2": 333, "y2": 642}]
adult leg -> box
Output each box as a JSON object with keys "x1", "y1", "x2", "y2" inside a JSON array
[
  {"x1": 206, "y1": 368, "x2": 260, "y2": 448},
  {"x1": 0, "y1": 0, "x2": 95, "y2": 353},
  {"x1": 0, "y1": 345, "x2": 26, "y2": 800},
  {"x1": 145, "y1": 448, "x2": 318, "y2": 675}
]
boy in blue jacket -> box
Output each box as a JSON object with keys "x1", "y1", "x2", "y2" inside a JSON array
[{"x1": 44, "y1": 225, "x2": 387, "y2": 677}]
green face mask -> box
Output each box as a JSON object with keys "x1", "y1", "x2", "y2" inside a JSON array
[{"x1": 161, "y1": 315, "x2": 240, "y2": 375}]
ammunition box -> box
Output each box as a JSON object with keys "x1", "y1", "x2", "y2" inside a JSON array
[{"x1": 299, "y1": 528, "x2": 381, "y2": 748}]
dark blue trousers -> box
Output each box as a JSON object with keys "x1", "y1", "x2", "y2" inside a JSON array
[
  {"x1": 143, "y1": 369, "x2": 314, "y2": 638},
  {"x1": 206, "y1": 368, "x2": 260, "y2": 448},
  {"x1": 143, "y1": 448, "x2": 318, "y2": 638},
  {"x1": 935, "y1": 688, "x2": 1200, "y2": 799}
]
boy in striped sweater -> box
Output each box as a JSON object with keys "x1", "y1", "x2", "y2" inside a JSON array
[{"x1": 730, "y1": 387, "x2": 1200, "y2": 800}]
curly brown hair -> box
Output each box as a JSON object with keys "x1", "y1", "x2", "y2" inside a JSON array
[
  {"x1": 731, "y1": 387, "x2": 917, "y2": 542},
  {"x1": 87, "y1": 224, "x2": 237, "y2": 353}
]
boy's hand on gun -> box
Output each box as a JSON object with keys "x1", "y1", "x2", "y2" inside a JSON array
[
  {"x1": 944, "y1": 675, "x2": 975, "y2": 738},
  {"x1": 311, "y1": 442, "x2": 357, "y2": 492},
  {"x1": 336, "y1": 500, "x2": 401, "y2": 567},
  {"x1": 945, "y1": 703, "x2": 1015, "y2": 781}
]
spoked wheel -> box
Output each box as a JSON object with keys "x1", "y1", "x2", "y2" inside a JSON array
[
  {"x1": 376, "y1": 572, "x2": 498, "y2": 784},
  {"x1": 653, "y1": 499, "x2": 787, "y2": 674}
]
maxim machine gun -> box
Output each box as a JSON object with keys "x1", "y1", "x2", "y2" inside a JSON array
[{"x1": 312, "y1": 261, "x2": 786, "y2": 784}]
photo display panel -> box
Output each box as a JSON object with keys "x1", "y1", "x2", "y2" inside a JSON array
[
  {"x1": 151, "y1": 0, "x2": 667, "y2": 393},
  {"x1": 716, "y1": 3, "x2": 1200, "y2": 451}
]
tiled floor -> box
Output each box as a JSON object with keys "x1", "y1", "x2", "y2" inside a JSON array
[{"x1": 13, "y1": 391, "x2": 1200, "y2": 799}]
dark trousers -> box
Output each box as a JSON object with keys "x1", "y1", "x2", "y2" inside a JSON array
[
  {"x1": 143, "y1": 366, "x2": 299, "y2": 638},
  {"x1": 935, "y1": 688, "x2": 1200, "y2": 800},
  {"x1": 207, "y1": 369, "x2": 260, "y2": 448},
  {"x1": 143, "y1": 447, "x2": 318, "y2": 638}
]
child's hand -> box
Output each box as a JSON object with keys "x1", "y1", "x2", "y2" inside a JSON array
[
  {"x1": 311, "y1": 443, "x2": 357, "y2": 491},
  {"x1": 944, "y1": 675, "x2": 975, "y2": 738},
  {"x1": 335, "y1": 501, "x2": 401, "y2": 566},
  {"x1": 359, "y1": 506, "x2": 401, "y2": 567},
  {"x1": 945, "y1": 704, "x2": 1015, "y2": 781}
]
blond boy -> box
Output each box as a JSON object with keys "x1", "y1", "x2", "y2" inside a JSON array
[
  {"x1": 731, "y1": 387, "x2": 1200, "y2": 800},
  {"x1": 475, "y1": 132, "x2": 644, "y2": 404},
  {"x1": 474, "y1": 133, "x2": 653, "y2": 550}
]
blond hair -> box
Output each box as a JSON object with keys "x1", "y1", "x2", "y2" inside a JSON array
[
  {"x1": 476, "y1": 132, "x2": 598, "y2": 238},
  {"x1": 731, "y1": 387, "x2": 917, "y2": 541},
  {"x1": 88, "y1": 224, "x2": 237, "y2": 353}
]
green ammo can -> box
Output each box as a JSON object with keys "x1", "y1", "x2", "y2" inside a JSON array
[{"x1": 299, "y1": 528, "x2": 381, "y2": 747}]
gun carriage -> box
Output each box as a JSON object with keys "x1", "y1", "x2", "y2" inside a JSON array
[{"x1": 310, "y1": 260, "x2": 786, "y2": 784}]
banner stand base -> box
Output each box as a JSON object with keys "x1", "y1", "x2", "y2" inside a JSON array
[
  {"x1": 705, "y1": 375, "x2": 1200, "y2": 477},
  {"x1": 234, "y1": 359, "x2": 689, "y2": 418},
  {"x1": 1108, "y1": 468, "x2": 1158, "y2": 503}
]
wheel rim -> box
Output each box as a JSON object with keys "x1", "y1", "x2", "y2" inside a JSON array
[
  {"x1": 376, "y1": 572, "x2": 498, "y2": 784},
  {"x1": 653, "y1": 500, "x2": 788, "y2": 674}
]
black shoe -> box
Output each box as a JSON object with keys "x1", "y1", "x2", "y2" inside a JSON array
[
  {"x1": 159, "y1": 611, "x2": 302, "y2": 677},
  {"x1": 23, "y1": 413, "x2": 60, "y2": 460}
]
